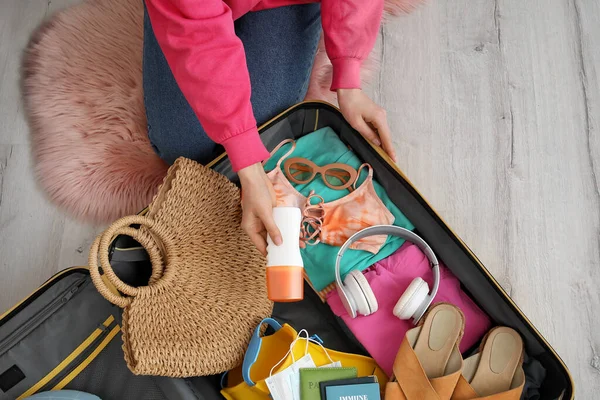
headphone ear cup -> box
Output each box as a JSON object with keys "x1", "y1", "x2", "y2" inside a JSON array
[
  {"x1": 344, "y1": 270, "x2": 378, "y2": 316},
  {"x1": 337, "y1": 281, "x2": 357, "y2": 319},
  {"x1": 393, "y1": 277, "x2": 429, "y2": 320}
]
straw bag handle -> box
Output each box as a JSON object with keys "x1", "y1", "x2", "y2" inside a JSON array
[{"x1": 89, "y1": 215, "x2": 178, "y2": 308}]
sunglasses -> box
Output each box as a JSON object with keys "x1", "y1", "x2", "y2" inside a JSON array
[{"x1": 283, "y1": 157, "x2": 357, "y2": 190}]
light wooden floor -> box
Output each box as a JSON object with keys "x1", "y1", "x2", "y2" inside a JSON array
[{"x1": 1, "y1": 0, "x2": 598, "y2": 396}]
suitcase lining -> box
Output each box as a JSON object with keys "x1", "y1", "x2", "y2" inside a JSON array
[{"x1": 16, "y1": 315, "x2": 118, "y2": 399}]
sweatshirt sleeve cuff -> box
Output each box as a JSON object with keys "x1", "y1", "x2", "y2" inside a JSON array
[
  {"x1": 221, "y1": 127, "x2": 270, "y2": 172},
  {"x1": 330, "y1": 58, "x2": 363, "y2": 91}
]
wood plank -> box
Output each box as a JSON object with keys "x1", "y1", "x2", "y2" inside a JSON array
[
  {"x1": 0, "y1": 144, "x2": 64, "y2": 310},
  {"x1": 381, "y1": 1, "x2": 512, "y2": 286},
  {"x1": 381, "y1": 0, "x2": 599, "y2": 396},
  {"x1": 495, "y1": 0, "x2": 599, "y2": 394},
  {"x1": 0, "y1": 0, "x2": 96, "y2": 313},
  {"x1": 0, "y1": 1, "x2": 58, "y2": 312},
  {"x1": 0, "y1": 0, "x2": 80, "y2": 146},
  {"x1": 58, "y1": 219, "x2": 104, "y2": 272},
  {"x1": 571, "y1": 0, "x2": 600, "y2": 383},
  {"x1": 0, "y1": 1, "x2": 48, "y2": 145}
]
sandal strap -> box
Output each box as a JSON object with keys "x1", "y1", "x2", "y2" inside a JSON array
[
  {"x1": 386, "y1": 336, "x2": 461, "y2": 400},
  {"x1": 451, "y1": 373, "x2": 525, "y2": 400},
  {"x1": 452, "y1": 376, "x2": 479, "y2": 400},
  {"x1": 431, "y1": 372, "x2": 463, "y2": 400}
]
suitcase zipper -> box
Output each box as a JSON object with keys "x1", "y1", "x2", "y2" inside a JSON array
[
  {"x1": 37, "y1": 318, "x2": 120, "y2": 393},
  {"x1": 0, "y1": 276, "x2": 87, "y2": 357},
  {"x1": 16, "y1": 315, "x2": 119, "y2": 399}
]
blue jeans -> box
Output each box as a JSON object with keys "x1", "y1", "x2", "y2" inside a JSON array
[{"x1": 143, "y1": 4, "x2": 322, "y2": 165}]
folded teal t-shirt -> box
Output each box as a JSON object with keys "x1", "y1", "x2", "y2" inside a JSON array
[{"x1": 264, "y1": 127, "x2": 414, "y2": 291}]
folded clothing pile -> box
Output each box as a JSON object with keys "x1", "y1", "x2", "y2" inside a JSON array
[{"x1": 327, "y1": 242, "x2": 492, "y2": 375}]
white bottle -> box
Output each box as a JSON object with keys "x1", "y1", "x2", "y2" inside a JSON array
[{"x1": 266, "y1": 207, "x2": 304, "y2": 302}]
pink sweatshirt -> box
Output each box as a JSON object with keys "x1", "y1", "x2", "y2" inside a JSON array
[{"x1": 145, "y1": 0, "x2": 384, "y2": 171}]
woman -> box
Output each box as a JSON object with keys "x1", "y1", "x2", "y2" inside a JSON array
[{"x1": 143, "y1": 0, "x2": 396, "y2": 255}]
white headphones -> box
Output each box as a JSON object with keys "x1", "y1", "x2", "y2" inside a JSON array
[{"x1": 335, "y1": 225, "x2": 440, "y2": 324}]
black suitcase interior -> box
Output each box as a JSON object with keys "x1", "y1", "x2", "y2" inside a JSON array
[{"x1": 0, "y1": 102, "x2": 573, "y2": 399}]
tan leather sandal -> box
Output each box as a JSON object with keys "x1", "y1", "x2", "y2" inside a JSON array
[
  {"x1": 385, "y1": 303, "x2": 465, "y2": 400},
  {"x1": 451, "y1": 327, "x2": 525, "y2": 400}
]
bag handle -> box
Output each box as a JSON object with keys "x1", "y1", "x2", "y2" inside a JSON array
[
  {"x1": 89, "y1": 215, "x2": 178, "y2": 308},
  {"x1": 242, "y1": 318, "x2": 283, "y2": 386}
]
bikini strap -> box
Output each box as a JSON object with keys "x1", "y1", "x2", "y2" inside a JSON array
[
  {"x1": 262, "y1": 139, "x2": 297, "y2": 168},
  {"x1": 300, "y1": 191, "x2": 325, "y2": 246},
  {"x1": 352, "y1": 163, "x2": 373, "y2": 190}
]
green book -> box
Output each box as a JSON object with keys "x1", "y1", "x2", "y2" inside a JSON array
[{"x1": 299, "y1": 367, "x2": 357, "y2": 400}]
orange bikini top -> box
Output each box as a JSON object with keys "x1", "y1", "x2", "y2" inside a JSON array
[{"x1": 264, "y1": 140, "x2": 394, "y2": 253}]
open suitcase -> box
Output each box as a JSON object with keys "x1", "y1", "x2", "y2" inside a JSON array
[{"x1": 0, "y1": 102, "x2": 573, "y2": 399}]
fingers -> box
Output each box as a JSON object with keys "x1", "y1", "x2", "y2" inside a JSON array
[
  {"x1": 350, "y1": 116, "x2": 381, "y2": 146},
  {"x1": 260, "y1": 208, "x2": 282, "y2": 246},
  {"x1": 353, "y1": 108, "x2": 397, "y2": 163},
  {"x1": 247, "y1": 229, "x2": 268, "y2": 256},
  {"x1": 370, "y1": 109, "x2": 397, "y2": 162},
  {"x1": 240, "y1": 171, "x2": 283, "y2": 256},
  {"x1": 263, "y1": 177, "x2": 282, "y2": 244},
  {"x1": 241, "y1": 211, "x2": 281, "y2": 257},
  {"x1": 338, "y1": 90, "x2": 396, "y2": 160},
  {"x1": 241, "y1": 214, "x2": 267, "y2": 256}
]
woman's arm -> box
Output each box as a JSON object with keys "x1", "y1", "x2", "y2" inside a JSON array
[
  {"x1": 321, "y1": 0, "x2": 396, "y2": 161},
  {"x1": 320, "y1": 0, "x2": 384, "y2": 90},
  {"x1": 145, "y1": 0, "x2": 270, "y2": 172},
  {"x1": 146, "y1": 0, "x2": 281, "y2": 252}
]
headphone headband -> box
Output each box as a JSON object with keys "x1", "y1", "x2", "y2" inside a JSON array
[{"x1": 335, "y1": 225, "x2": 440, "y2": 323}]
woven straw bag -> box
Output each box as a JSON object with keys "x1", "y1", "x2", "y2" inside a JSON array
[{"x1": 88, "y1": 158, "x2": 273, "y2": 377}]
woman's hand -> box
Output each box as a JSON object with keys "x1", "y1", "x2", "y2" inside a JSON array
[
  {"x1": 337, "y1": 89, "x2": 397, "y2": 162},
  {"x1": 238, "y1": 163, "x2": 282, "y2": 256}
]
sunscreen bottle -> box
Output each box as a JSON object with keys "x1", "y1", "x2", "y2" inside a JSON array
[{"x1": 266, "y1": 207, "x2": 304, "y2": 302}]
